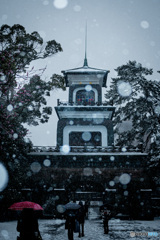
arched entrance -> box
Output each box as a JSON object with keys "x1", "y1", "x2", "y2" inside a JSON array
[{"x1": 65, "y1": 178, "x2": 105, "y2": 202}]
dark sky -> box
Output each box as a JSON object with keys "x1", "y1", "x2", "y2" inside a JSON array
[{"x1": 1, "y1": 0, "x2": 160, "y2": 146}]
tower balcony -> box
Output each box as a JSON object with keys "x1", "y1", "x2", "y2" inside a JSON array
[
  {"x1": 57, "y1": 99, "x2": 112, "y2": 107},
  {"x1": 29, "y1": 145, "x2": 144, "y2": 153}
]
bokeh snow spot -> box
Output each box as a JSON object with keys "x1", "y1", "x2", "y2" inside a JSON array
[
  {"x1": 114, "y1": 176, "x2": 119, "y2": 183},
  {"x1": 97, "y1": 74, "x2": 102, "y2": 79},
  {"x1": 93, "y1": 117, "x2": 104, "y2": 124},
  {"x1": 20, "y1": 51, "x2": 26, "y2": 57},
  {"x1": 43, "y1": 0, "x2": 49, "y2": 5},
  {"x1": 117, "y1": 81, "x2": 132, "y2": 97},
  {"x1": 150, "y1": 41, "x2": 155, "y2": 47},
  {"x1": 7, "y1": 104, "x2": 13, "y2": 112},
  {"x1": 122, "y1": 49, "x2": 129, "y2": 56},
  {"x1": 119, "y1": 173, "x2": 131, "y2": 185},
  {"x1": 43, "y1": 159, "x2": 51, "y2": 167},
  {"x1": 124, "y1": 191, "x2": 128, "y2": 196},
  {"x1": 140, "y1": 20, "x2": 149, "y2": 29},
  {"x1": 28, "y1": 106, "x2": 33, "y2": 111},
  {"x1": 24, "y1": 138, "x2": 30, "y2": 143},
  {"x1": 82, "y1": 132, "x2": 91, "y2": 141},
  {"x1": 69, "y1": 120, "x2": 74, "y2": 125},
  {"x1": 27, "y1": 171, "x2": 32, "y2": 177},
  {"x1": 122, "y1": 147, "x2": 127, "y2": 152},
  {"x1": 95, "y1": 168, "x2": 101, "y2": 174},
  {"x1": 30, "y1": 162, "x2": 41, "y2": 173},
  {"x1": 94, "y1": 134, "x2": 101, "y2": 142},
  {"x1": 154, "y1": 105, "x2": 160, "y2": 115},
  {"x1": 0, "y1": 74, "x2": 6, "y2": 82},
  {"x1": 83, "y1": 168, "x2": 93, "y2": 176},
  {"x1": 85, "y1": 85, "x2": 92, "y2": 91},
  {"x1": 56, "y1": 204, "x2": 66, "y2": 213},
  {"x1": 109, "y1": 181, "x2": 115, "y2": 187},
  {"x1": 53, "y1": 0, "x2": 68, "y2": 9},
  {"x1": 60, "y1": 145, "x2": 70, "y2": 154},
  {"x1": 13, "y1": 133, "x2": 18, "y2": 139},
  {"x1": 0, "y1": 163, "x2": 9, "y2": 192},
  {"x1": 2, "y1": 15, "x2": 8, "y2": 21},
  {"x1": 110, "y1": 156, "x2": 115, "y2": 161},
  {"x1": 74, "y1": 38, "x2": 82, "y2": 45},
  {"x1": 73, "y1": 5, "x2": 81, "y2": 12}
]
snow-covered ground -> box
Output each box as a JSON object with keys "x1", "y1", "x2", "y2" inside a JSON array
[{"x1": 0, "y1": 218, "x2": 159, "y2": 240}]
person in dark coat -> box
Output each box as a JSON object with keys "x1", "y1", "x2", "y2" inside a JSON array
[
  {"x1": 65, "y1": 210, "x2": 76, "y2": 240},
  {"x1": 101, "y1": 207, "x2": 111, "y2": 234},
  {"x1": 17, "y1": 208, "x2": 40, "y2": 240},
  {"x1": 84, "y1": 200, "x2": 89, "y2": 219},
  {"x1": 77, "y1": 201, "x2": 85, "y2": 237}
]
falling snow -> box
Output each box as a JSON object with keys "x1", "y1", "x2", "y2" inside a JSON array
[
  {"x1": 0, "y1": 163, "x2": 9, "y2": 192},
  {"x1": 119, "y1": 173, "x2": 131, "y2": 185},
  {"x1": 30, "y1": 162, "x2": 41, "y2": 173},
  {"x1": 53, "y1": 0, "x2": 68, "y2": 9},
  {"x1": 60, "y1": 145, "x2": 70, "y2": 154},
  {"x1": 117, "y1": 81, "x2": 132, "y2": 97},
  {"x1": 140, "y1": 20, "x2": 149, "y2": 29}
]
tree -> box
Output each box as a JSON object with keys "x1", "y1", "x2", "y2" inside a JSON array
[
  {"x1": 0, "y1": 24, "x2": 65, "y2": 191},
  {"x1": 105, "y1": 61, "x2": 160, "y2": 151},
  {"x1": 105, "y1": 60, "x2": 160, "y2": 192}
]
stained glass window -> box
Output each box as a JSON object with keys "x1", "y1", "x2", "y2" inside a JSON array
[{"x1": 76, "y1": 90, "x2": 95, "y2": 105}]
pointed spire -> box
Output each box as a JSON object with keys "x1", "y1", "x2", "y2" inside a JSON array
[{"x1": 83, "y1": 21, "x2": 88, "y2": 67}]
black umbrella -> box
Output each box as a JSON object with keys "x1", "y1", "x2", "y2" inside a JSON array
[{"x1": 64, "y1": 202, "x2": 81, "y2": 210}]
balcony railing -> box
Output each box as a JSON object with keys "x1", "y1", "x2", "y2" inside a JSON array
[
  {"x1": 29, "y1": 145, "x2": 144, "y2": 153},
  {"x1": 57, "y1": 99, "x2": 111, "y2": 106}
]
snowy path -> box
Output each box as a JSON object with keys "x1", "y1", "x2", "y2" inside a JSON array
[{"x1": 0, "y1": 219, "x2": 159, "y2": 239}]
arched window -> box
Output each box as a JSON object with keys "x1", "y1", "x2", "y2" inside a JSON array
[{"x1": 76, "y1": 90, "x2": 95, "y2": 105}]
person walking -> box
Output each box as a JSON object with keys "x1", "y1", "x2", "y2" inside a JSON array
[
  {"x1": 17, "y1": 208, "x2": 41, "y2": 240},
  {"x1": 77, "y1": 201, "x2": 85, "y2": 237},
  {"x1": 84, "y1": 200, "x2": 89, "y2": 219},
  {"x1": 65, "y1": 210, "x2": 76, "y2": 240},
  {"x1": 101, "y1": 207, "x2": 111, "y2": 234}
]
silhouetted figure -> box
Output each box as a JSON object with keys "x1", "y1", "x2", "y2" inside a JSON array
[
  {"x1": 101, "y1": 207, "x2": 111, "y2": 234},
  {"x1": 84, "y1": 200, "x2": 89, "y2": 219},
  {"x1": 65, "y1": 210, "x2": 76, "y2": 240},
  {"x1": 77, "y1": 201, "x2": 85, "y2": 237},
  {"x1": 17, "y1": 208, "x2": 41, "y2": 240}
]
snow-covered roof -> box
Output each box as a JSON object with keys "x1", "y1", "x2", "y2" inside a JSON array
[
  {"x1": 62, "y1": 65, "x2": 109, "y2": 74},
  {"x1": 28, "y1": 152, "x2": 148, "y2": 156},
  {"x1": 62, "y1": 59, "x2": 110, "y2": 87}
]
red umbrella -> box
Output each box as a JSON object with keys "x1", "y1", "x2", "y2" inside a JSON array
[{"x1": 8, "y1": 201, "x2": 43, "y2": 211}]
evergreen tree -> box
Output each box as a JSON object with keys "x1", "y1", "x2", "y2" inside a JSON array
[
  {"x1": 105, "y1": 60, "x2": 160, "y2": 188},
  {"x1": 0, "y1": 24, "x2": 65, "y2": 191},
  {"x1": 105, "y1": 61, "x2": 160, "y2": 151}
]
